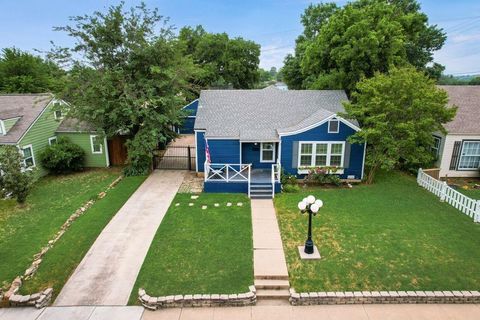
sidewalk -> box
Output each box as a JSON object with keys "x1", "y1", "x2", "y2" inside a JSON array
[
  {"x1": 54, "y1": 170, "x2": 186, "y2": 306},
  {"x1": 2, "y1": 304, "x2": 480, "y2": 320}
]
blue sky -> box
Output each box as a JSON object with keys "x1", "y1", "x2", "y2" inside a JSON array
[{"x1": 0, "y1": 0, "x2": 479, "y2": 75}]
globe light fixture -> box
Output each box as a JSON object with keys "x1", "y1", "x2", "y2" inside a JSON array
[{"x1": 298, "y1": 195, "x2": 323, "y2": 256}]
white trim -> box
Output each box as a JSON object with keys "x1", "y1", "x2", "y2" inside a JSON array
[
  {"x1": 240, "y1": 139, "x2": 280, "y2": 143},
  {"x1": 186, "y1": 116, "x2": 196, "y2": 118},
  {"x1": 279, "y1": 114, "x2": 361, "y2": 137},
  {"x1": 90, "y1": 135, "x2": 103, "y2": 154},
  {"x1": 104, "y1": 137, "x2": 110, "y2": 167},
  {"x1": 53, "y1": 109, "x2": 63, "y2": 120},
  {"x1": 48, "y1": 136, "x2": 57, "y2": 145},
  {"x1": 278, "y1": 139, "x2": 282, "y2": 166},
  {"x1": 457, "y1": 140, "x2": 480, "y2": 171},
  {"x1": 21, "y1": 144, "x2": 36, "y2": 168},
  {"x1": 182, "y1": 99, "x2": 199, "y2": 110},
  {"x1": 194, "y1": 130, "x2": 206, "y2": 172},
  {"x1": 0, "y1": 120, "x2": 5, "y2": 135},
  {"x1": 328, "y1": 119, "x2": 340, "y2": 133},
  {"x1": 361, "y1": 142, "x2": 367, "y2": 180},
  {"x1": 297, "y1": 141, "x2": 345, "y2": 174},
  {"x1": 260, "y1": 142, "x2": 276, "y2": 163}
]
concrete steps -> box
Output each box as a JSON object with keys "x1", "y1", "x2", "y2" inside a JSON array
[
  {"x1": 250, "y1": 184, "x2": 273, "y2": 199},
  {"x1": 256, "y1": 289, "x2": 290, "y2": 300},
  {"x1": 254, "y1": 279, "x2": 290, "y2": 290}
]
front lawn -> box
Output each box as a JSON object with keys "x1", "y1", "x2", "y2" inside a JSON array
[
  {"x1": 275, "y1": 171, "x2": 480, "y2": 292},
  {"x1": 129, "y1": 193, "x2": 253, "y2": 304},
  {"x1": 0, "y1": 169, "x2": 120, "y2": 288},
  {"x1": 20, "y1": 175, "x2": 146, "y2": 298}
]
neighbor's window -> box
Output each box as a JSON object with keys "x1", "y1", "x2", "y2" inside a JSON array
[
  {"x1": 90, "y1": 135, "x2": 103, "y2": 154},
  {"x1": 0, "y1": 121, "x2": 4, "y2": 135},
  {"x1": 458, "y1": 141, "x2": 480, "y2": 170},
  {"x1": 260, "y1": 142, "x2": 275, "y2": 162},
  {"x1": 432, "y1": 136, "x2": 441, "y2": 158},
  {"x1": 299, "y1": 142, "x2": 345, "y2": 167},
  {"x1": 48, "y1": 136, "x2": 57, "y2": 146},
  {"x1": 54, "y1": 109, "x2": 63, "y2": 120},
  {"x1": 328, "y1": 119, "x2": 339, "y2": 133},
  {"x1": 22, "y1": 145, "x2": 35, "y2": 167}
]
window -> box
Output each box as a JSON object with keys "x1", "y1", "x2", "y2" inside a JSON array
[
  {"x1": 458, "y1": 141, "x2": 480, "y2": 170},
  {"x1": 90, "y1": 135, "x2": 103, "y2": 154},
  {"x1": 260, "y1": 142, "x2": 275, "y2": 162},
  {"x1": 54, "y1": 109, "x2": 63, "y2": 120},
  {"x1": 22, "y1": 145, "x2": 35, "y2": 167},
  {"x1": 48, "y1": 136, "x2": 57, "y2": 145},
  {"x1": 328, "y1": 119, "x2": 339, "y2": 133},
  {"x1": 432, "y1": 136, "x2": 441, "y2": 158},
  {"x1": 298, "y1": 142, "x2": 345, "y2": 168}
]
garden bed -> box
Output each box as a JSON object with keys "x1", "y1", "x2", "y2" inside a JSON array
[
  {"x1": 275, "y1": 171, "x2": 480, "y2": 292},
  {"x1": 129, "y1": 193, "x2": 253, "y2": 304}
]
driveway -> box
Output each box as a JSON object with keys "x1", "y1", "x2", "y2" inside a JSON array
[{"x1": 54, "y1": 170, "x2": 186, "y2": 306}]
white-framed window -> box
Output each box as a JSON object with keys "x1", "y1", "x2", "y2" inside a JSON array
[
  {"x1": 21, "y1": 145, "x2": 35, "y2": 168},
  {"x1": 458, "y1": 141, "x2": 480, "y2": 170},
  {"x1": 328, "y1": 119, "x2": 339, "y2": 133},
  {"x1": 432, "y1": 136, "x2": 441, "y2": 158},
  {"x1": 0, "y1": 120, "x2": 4, "y2": 135},
  {"x1": 48, "y1": 136, "x2": 57, "y2": 146},
  {"x1": 54, "y1": 109, "x2": 63, "y2": 120},
  {"x1": 298, "y1": 141, "x2": 345, "y2": 172},
  {"x1": 260, "y1": 142, "x2": 276, "y2": 162},
  {"x1": 90, "y1": 135, "x2": 103, "y2": 154}
]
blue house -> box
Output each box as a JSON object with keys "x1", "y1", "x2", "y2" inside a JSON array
[
  {"x1": 177, "y1": 99, "x2": 199, "y2": 134},
  {"x1": 194, "y1": 86, "x2": 366, "y2": 198}
]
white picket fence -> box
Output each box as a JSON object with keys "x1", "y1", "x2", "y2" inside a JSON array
[{"x1": 417, "y1": 168, "x2": 480, "y2": 223}]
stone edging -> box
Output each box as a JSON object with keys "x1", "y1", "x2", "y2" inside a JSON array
[
  {"x1": 138, "y1": 286, "x2": 257, "y2": 310},
  {"x1": 1, "y1": 175, "x2": 124, "y2": 308},
  {"x1": 289, "y1": 288, "x2": 480, "y2": 305}
]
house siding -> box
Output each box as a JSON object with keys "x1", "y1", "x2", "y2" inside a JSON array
[
  {"x1": 196, "y1": 131, "x2": 206, "y2": 172},
  {"x1": 439, "y1": 134, "x2": 480, "y2": 178},
  {"x1": 241, "y1": 142, "x2": 279, "y2": 169},
  {"x1": 280, "y1": 121, "x2": 365, "y2": 180},
  {"x1": 17, "y1": 102, "x2": 62, "y2": 176},
  {"x1": 56, "y1": 132, "x2": 108, "y2": 168},
  {"x1": 195, "y1": 131, "x2": 241, "y2": 172},
  {"x1": 4, "y1": 117, "x2": 20, "y2": 133},
  {"x1": 179, "y1": 100, "x2": 198, "y2": 134}
]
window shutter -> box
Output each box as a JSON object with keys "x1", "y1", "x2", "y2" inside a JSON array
[
  {"x1": 450, "y1": 141, "x2": 462, "y2": 170},
  {"x1": 291, "y1": 141, "x2": 299, "y2": 169},
  {"x1": 343, "y1": 142, "x2": 351, "y2": 168}
]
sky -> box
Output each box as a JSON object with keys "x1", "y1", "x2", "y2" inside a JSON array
[{"x1": 0, "y1": 0, "x2": 479, "y2": 75}]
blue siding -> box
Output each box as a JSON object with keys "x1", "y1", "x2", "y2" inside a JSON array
[
  {"x1": 280, "y1": 121, "x2": 365, "y2": 179},
  {"x1": 179, "y1": 100, "x2": 198, "y2": 134},
  {"x1": 183, "y1": 99, "x2": 199, "y2": 116},
  {"x1": 195, "y1": 133, "x2": 240, "y2": 172},
  {"x1": 241, "y1": 142, "x2": 278, "y2": 169},
  {"x1": 205, "y1": 181, "x2": 248, "y2": 193},
  {"x1": 196, "y1": 131, "x2": 206, "y2": 172}
]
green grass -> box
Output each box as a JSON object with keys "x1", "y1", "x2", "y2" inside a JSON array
[
  {"x1": 0, "y1": 169, "x2": 120, "y2": 288},
  {"x1": 457, "y1": 188, "x2": 480, "y2": 200},
  {"x1": 21, "y1": 175, "x2": 146, "y2": 298},
  {"x1": 274, "y1": 171, "x2": 480, "y2": 292},
  {"x1": 129, "y1": 193, "x2": 253, "y2": 304}
]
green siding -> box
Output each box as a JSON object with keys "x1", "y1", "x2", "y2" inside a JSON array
[
  {"x1": 4, "y1": 117, "x2": 20, "y2": 133},
  {"x1": 18, "y1": 102, "x2": 63, "y2": 176},
  {"x1": 56, "y1": 132, "x2": 108, "y2": 168}
]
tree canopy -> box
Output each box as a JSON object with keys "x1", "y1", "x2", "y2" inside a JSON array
[
  {"x1": 344, "y1": 67, "x2": 456, "y2": 183},
  {"x1": 0, "y1": 48, "x2": 64, "y2": 93},
  {"x1": 282, "y1": 0, "x2": 446, "y2": 93}
]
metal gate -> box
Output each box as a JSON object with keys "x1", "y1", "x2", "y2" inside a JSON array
[{"x1": 153, "y1": 145, "x2": 196, "y2": 170}]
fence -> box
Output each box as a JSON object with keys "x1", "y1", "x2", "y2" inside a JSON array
[{"x1": 417, "y1": 168, "x2": 480, "y2": 223}]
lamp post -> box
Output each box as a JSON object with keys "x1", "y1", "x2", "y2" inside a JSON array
[{"x1": 298, "y1": 195, "x2": 323, "y2": 254}]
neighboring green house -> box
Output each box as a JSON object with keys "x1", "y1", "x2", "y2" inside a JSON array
[{"x1": 0, "y1": 93, "x2": 109, "y2": 176}]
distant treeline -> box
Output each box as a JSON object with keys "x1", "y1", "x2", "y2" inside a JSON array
[{"x1": 438, "y1": 75, "x2": 480, "y2": 85}]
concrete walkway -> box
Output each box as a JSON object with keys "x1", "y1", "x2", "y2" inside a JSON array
[
  {"x1": 54, "y1": 170, "x2": 186, "y2": 306},
  {"x1": 2, "y1": 304, "x2": 480, "y2": 320}
]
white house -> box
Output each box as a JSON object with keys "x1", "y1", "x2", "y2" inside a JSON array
[{"x1": 435, "y1": 86, "x2": 480, "y2": 178}]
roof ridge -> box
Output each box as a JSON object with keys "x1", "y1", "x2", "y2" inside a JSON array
[{"x1": 0, "y1": 93, "x2": 53, "y2": 97}]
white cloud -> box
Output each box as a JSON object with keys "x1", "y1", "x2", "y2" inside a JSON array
[
  {"x1": 259, "y1": 43, "x2": 294, "y2": 70},
  {"x1": 450, "y1": 33, "x2": 480, "y2": 44}
]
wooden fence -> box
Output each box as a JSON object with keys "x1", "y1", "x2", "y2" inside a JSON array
[{"x1": 417, "y1": 168, "x2": 480, "y2": 223}]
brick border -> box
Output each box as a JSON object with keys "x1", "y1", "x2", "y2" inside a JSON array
[
  {"x1": 289, "y1": 288, "x2": 480, "y2": 305},
  {"x1": 8, "y1": 288, "x2": 52, "y2": 308},
  {"x1": 138, "y1": 286, "x2": 257, "y2": 310}
]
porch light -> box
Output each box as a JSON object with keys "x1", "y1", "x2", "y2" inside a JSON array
[{"x1": 297, "y1": 195, "x2": 323, "y2": 257}]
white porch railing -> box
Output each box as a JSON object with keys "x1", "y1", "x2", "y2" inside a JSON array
[
  {"x1": 271, "y1": 162, "x2": 281, "y2": 198},
  {"x1": 205, "y1": 162, "x2": 251, "y2": 181},
  {"x1": 417, "y1": 168, "x2": 480, "y2": 223}
]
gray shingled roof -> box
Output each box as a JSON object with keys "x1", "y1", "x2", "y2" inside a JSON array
[
  {"x1": 194, "y1": 86, "x2": 355, "y2": 140},
  {"x1": 439, "y1": 86, "x2": 480, "y2": 135},
  {"x1": 56, "y1": 117, "x2": 97, "y2": 133},
  {"x1": 0, "y1": 94, "x2": 54, "y2": 144}
]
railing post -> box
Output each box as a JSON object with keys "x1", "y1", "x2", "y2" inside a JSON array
[
  {"x1": 226, "y1": 165, "x2": 229, "y2": 181},
  {"x1": 204, "y1": 161, "x2": 208, "y2": 182},
  {"x1": 440, "y1": 181, "x2": 448, "y2": 202},
  {"x1": 417, "y1": 168, "x2": 423, "y2": 185},
  {"x1": 248, "y1": 165, "x2": 251, "y2": 198},
  {"x1": 187, "y1": 146, "x2": 192, "y2": 171},
  {"x1": 475, "y1": 200, "x2": 480, "y2": 223}
]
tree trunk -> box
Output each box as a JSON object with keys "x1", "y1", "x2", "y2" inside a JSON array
[{"x1": 366, "y1": 164, "x2": 379, "y2": 185}]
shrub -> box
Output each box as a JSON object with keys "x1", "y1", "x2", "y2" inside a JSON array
[
  {"x1": 281, "y1": 169, "x2": 298, "y2": 186},
  {"x1": 304, "y1": 167, "x2": 342, "y2": 186},
  {"x1": 123, "y1": 154, "x2": 152, "y2": 176},
  {"x1": 283, "y1": 184, "x2": 300, "y2": 193},
  {"x1": 0, "y1": 145, "x2": 37, "y2": 203},
  {"x1": 39, "y1": 137, "x2": 85, "y2": 174}
]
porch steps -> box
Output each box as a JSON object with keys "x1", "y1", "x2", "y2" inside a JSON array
[
  {"x1": 250, "y1": 183, "x2": 273, "y2": 199},
  {"x1": 255, "y1": 278, "x2": 290, "y2": 301},
  {"x1": 254, "y1": 279, "x2": 290, "y2": 289}
]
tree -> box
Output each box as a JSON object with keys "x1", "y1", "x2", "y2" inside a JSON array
[
  {"x1": 50, "y1": 2, "x2": 193, "y2": 175},
  {"x1": 39, "y1": 137, "x2": 85, "y2": 174},
  {"x1": 0, "y1": 146, "x2": 36, "y2": 204},
  {"x1": 344, "y1": 67, "x2": 456, "y2": 184},
  {"x1": 0, "y1": 48, "x2": 64, "y2": 93}
]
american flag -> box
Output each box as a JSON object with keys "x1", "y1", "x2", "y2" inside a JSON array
[{"x1": 205, "y1": 139, "x2": 211, "y2": 164}]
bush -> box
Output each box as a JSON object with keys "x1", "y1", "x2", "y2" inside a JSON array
[
  {"x1": 0, "y1": 146, "x2": 37, "y2": 203},
  {"x1": 40, "y1": 137, "x2": 85, "y2": 174},
  {"x1": 283, "y1": 184, "x2": 300, "y2": 193},
  {"x1": 123, "y1": 154, "x2": 152, "y2": 176},
  {"x1": 281, "y1": 169, "x2": 298, "y2": 186},
  {"x1": 304, "y1": 167, "x2": 342, "y2": 186}
]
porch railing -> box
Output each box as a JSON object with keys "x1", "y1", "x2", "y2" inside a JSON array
[
  {"x1": 204, "y1": 162, "x2": 252, "y2": 183},
  {"x1": 271, "y1": 162, "x2": 281, "y2": 198}
]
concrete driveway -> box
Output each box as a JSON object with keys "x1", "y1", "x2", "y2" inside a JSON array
[{"x1": 54, "y1": 170, "x2": 186, "y2": 306}]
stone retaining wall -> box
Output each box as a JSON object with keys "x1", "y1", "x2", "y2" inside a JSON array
[
  {"x1": 139, "y1": 286, "x2": 257, "y2": 310},
  {"x1": 8, "y1": 288, "x2": 53, "y2": 308},
  {"x1": 289, "y1": 289, "x2": 480, "y2": 305}
]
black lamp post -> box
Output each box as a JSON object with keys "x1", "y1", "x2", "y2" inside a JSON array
[{"x1": 298, "y1": 195, "x2": 323, "y2": 254}]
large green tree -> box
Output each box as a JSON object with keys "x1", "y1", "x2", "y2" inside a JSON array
[
  {"x1": 283, "y1": 0, "x2": 446, "y2": 92},
  {"x1": 0, "y1": 48, "x2": 64, "y2": 93},
  {"x1": 178, "y1": 25, "x2": 261, "y2": 90},
  {"x1": 51, "y1": 2, "x2": 195, "y2": 174},
  {"x1": 344, "y1": 67, "x2": 456, "y2": 184}
]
